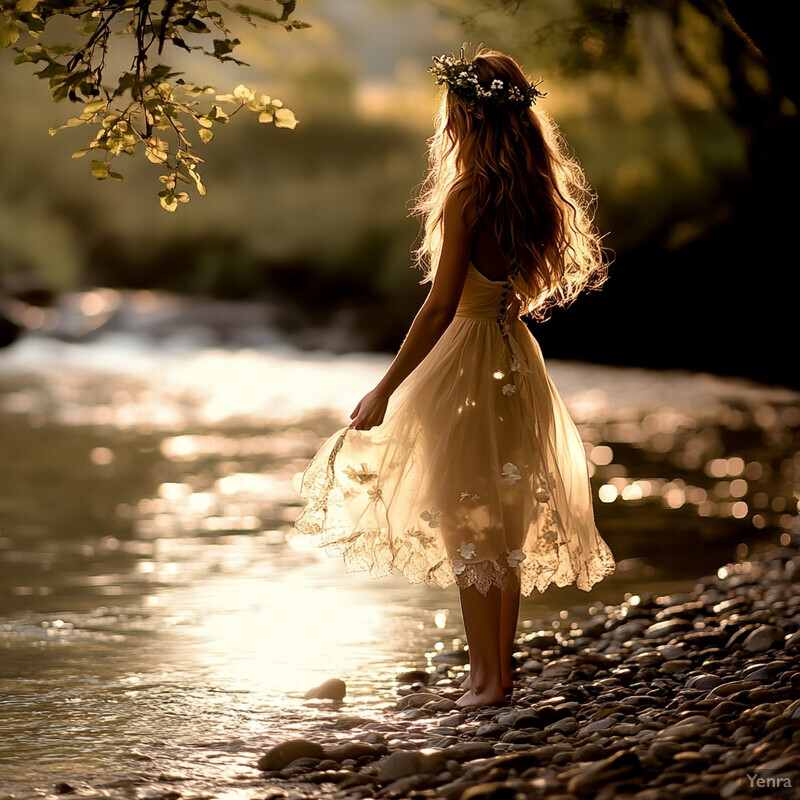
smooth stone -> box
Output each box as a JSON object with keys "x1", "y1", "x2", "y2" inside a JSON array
[
  {"x1": 377, "y1": 749, "x2": 445, "y2": 782},
  {"x1": 436, "y1": 713, "x2": 466, "y2": 727},
  {"x1": 742, "y1": 625, "x2": 785, "y2": 652},
  {"x1": 475, "y1": 723, "x2": 507, "y2": 739},
  {"x1": 461, "y1": 782, "x2": 517, "y2": 800},
  {"x1": 398, "y1": 708, "x2": 429, "y2": 720},
  {"x1": 660, "y1": 659, "x2": 692, "y2": 674},
  {"x1": 257, "y1": 739, "x2": 325, "y2": 771},
  {"x1": 685, "y1": 674, "x2": 722, "y2": 690},
  {"x1": 614, "y1": 723, "x2": 642, "y2": 736},
  {"x1": 441, "y1": 741, "x2": 496, "y2": 761},
  {"x1": 395, "y1": 669, "x2": 429, "y2": 684},
  {"x1": 581, "y1": 618, "x2": 607, "y2": 637},
  {"x1": 380, "y1": 773, "x2": 437, "y2": 795},
  {"x1": 395, "y1": 692, "x2": 440, "y2": 710},
  {"x1": 656, "y1": 722, "x2": 710, "y2": 742},
  {"x1": 708, "y1": 680, "x2": 759, "y2": 697},
  {"x1": 304, "y1": 677, "x2": 346, "y2": 701},
  {"x1": 541, "y1": 658, "x2": 574, "y2": 679},
  {"x1": 427, "y1": 735, "x2": 459, "y2": 748},
  {"x1": 500, "y1": 729, "x2": 547, "y2": 744},
  {"x1": 287, "y1": 756, "x2": 322, "y2": 769},
  {"x1": 332, "y1": 714, "x2": 374, "y2": 729},
  {"x1": 644, "y1": 619, "x2": 692, "y2": 639},
  {"x1": 567, "y1": 750, "x2": 642, "y2": 796},
  {"x1": 547, "y1": 717, "x2": 578, "y2": 734},
  {"x1": 432, "y1": 649, "x2": 470, "y2": 665},
  {"x1": 423, "y1": 698, "x2": 458, "y2": 713},
  {"x1": 324, "y1": 742, "x2": 385, "y2": 762},
  {"x1": 573, "y1": 743, "x2": 608, "y2": 762},
  {"x1": 648, "y1": 741, "x2": 682, "y2": 762},
  {"x1": 658, "y1": 645, "x2": 688, "y2": 660},
  {"x1": 578, "y1": 717, "x2": 617, "y2": 735}
]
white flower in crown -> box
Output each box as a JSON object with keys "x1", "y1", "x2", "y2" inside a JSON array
[
  {"x1": 506, "y1": 549, "x2": 526, "y2": 568},
  {"x1": 459, "y1": 491, "x2": 480, "y2": 503},
  {"x1": 420, "y1": 507, "x2": 442, "y2": 527},
  {"x1": 458, "y1": 541, "x2": 476, "y2": 560},
  {"x1": 502, "y1": 383, "x2": 516, "y2": 396},
  {"x1": 450, "y1": 558, "x2": 466, "y2": 575},
  {"x1": 502, "y1": 462, "x2": 522, "y2": 485}
]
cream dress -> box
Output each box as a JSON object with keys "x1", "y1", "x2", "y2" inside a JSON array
[{"x1": 293, "y1": 263, "x2": 615, "y2": 596}]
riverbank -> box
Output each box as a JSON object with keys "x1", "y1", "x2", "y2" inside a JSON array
[{"x1": 255, "y1": 532, "x2": 799, "y2": 800}]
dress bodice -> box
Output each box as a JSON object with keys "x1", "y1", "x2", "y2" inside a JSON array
[{"x1": 454, "y1": 263, "x2": 523, "y2": 322}]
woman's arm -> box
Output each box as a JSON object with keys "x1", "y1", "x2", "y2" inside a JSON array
[{"x1": 349, "y1": 189, "x2": 475, "y2": 430}]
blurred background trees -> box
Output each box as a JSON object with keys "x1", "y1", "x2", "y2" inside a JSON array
[{"x1": 1, "y1": 0, "x2": 796, "y2": 385}]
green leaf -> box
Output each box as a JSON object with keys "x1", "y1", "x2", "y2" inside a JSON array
[
  {"x1": 208, "y1": 105, "x2": 229, "y2": 123},
  {"x1": 83, "y1": 99, "x2": 105, "y2": 115},
  {"x1": 13, "y1": 44, "x2": 46, "y2": 63},
  {"x1": 144, "y1": 137, "x2": 169, "y2": 164},
  {"x1": 71, "y1": 148, "x2": 90, "y2": 158},
  {"x1": 159, "y1": 194, "x2": 178, "y2": 212},
  {"x1": 257, "y1": 110, "x2": 274, "y2": 124},
  {"x1": 109, "y1": 171, "x2": 124, "y2": 182},
  {"x1": 232, "y1": 4, "x2": 278, "y2": 23},
  {"x1": 198, "y1": 127, "x2": 213, "y2": 144},
  {"x1": 233, "y1": 83, "x2": 254, "y2": 102},
  {"x1": 212, "y1": 38, "x2": 240, "y2": 58},
  {"x1": 278, "y1": 0, "x2": 297, "y2": 20},
  {"x1": 16, "y1": 0, "x2": 40, "y2": 12},
  {"x1": 0, "y1": 24, "x2": 20, "y2": 49},
  {"x1": 90, "y1": 160, "x2": 110, "y2": 180},
  {"x1": 181, "y1": 18, "x2": 210, "y2": 34},
  {"x1": 273, "y1": 107, "x2": 297, "y2": 129},
  {"x1": 35, "y1": 62, "x2": 68, "y2": 79}
]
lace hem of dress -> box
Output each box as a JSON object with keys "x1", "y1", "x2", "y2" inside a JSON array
[
  {"x1": 453, "y1": 559, "x2": 517, "y2": 594},
  {"x1": 451, "y1": 545, "x2": 616, "y2": 597}
]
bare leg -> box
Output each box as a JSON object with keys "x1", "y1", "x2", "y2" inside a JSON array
[
  {"x1": 460, "y1": 579, "x2": 520, "y2": 693},
  {"x1": 499, "y1": 577, "x2": 521, "y2": 689},
  {"x1": 456, "y1": 584, "x2": 506, "y2": 708}
]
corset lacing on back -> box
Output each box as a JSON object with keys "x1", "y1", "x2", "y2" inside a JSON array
[{"x1": 454, "y1": 263, "x2": 524, "y2": 323}]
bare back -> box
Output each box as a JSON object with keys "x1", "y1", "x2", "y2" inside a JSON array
[{"x1": 470, "y1": 220, "x2": 514, "y2": 282}]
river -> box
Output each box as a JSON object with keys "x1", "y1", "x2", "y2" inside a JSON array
[{"x1": 0, "y1": 287, "x2": 798, "y2": 797}]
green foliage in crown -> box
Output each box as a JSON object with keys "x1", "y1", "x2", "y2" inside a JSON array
[{"x1": 429, "y1": 49, "x2": 546, "y2": 112}]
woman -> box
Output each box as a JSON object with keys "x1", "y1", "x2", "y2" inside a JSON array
[{"x1": 294, "y1": 48, "x2": 615, "y2": 707}]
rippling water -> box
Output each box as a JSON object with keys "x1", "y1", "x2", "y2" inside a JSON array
[{"x1": 1, "y1": 300, "x2": 798, "y2": 797}]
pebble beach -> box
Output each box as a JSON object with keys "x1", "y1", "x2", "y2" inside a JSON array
[{"x1": 252, "y1": 534, "x2": 800, "y2": 800}]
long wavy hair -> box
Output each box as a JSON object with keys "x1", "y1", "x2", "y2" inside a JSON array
[{"x1": 413, "y1": 48, "x2": 609, "y2": 318}]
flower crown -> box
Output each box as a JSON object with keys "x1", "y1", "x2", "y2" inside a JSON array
[{"x1": 429, "y1": 50, "x2": 546, "y2": 112}]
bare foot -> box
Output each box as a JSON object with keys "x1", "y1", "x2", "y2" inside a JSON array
[
  {"x1": 461, "y1": 672, "x2": 513, "y2": 694},
  {"x1": 456, "y1": 685, "x2": 507, "y2": 708}
]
